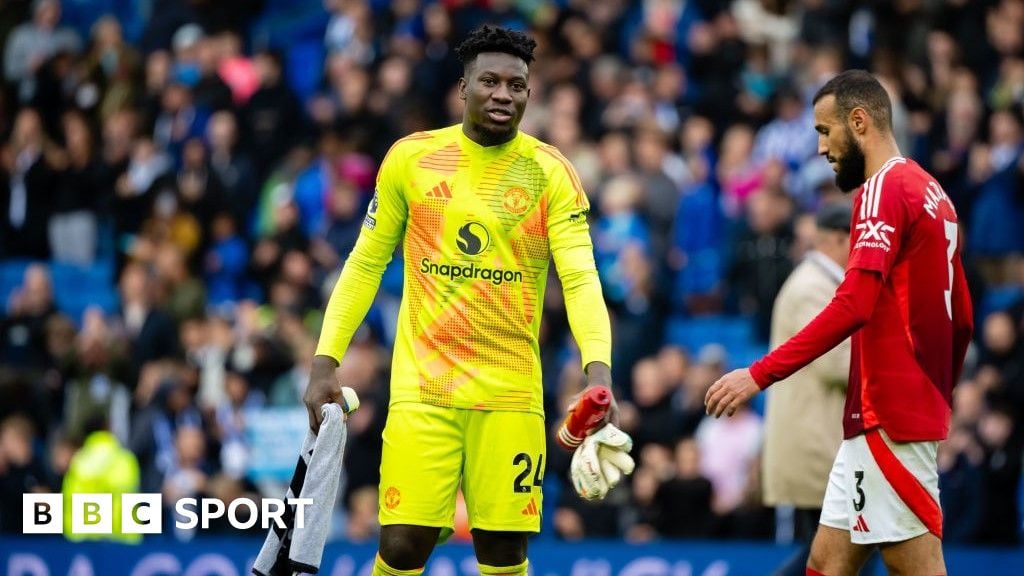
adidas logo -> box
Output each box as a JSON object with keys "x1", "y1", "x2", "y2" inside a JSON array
[
  {"x1": 426, "y1": 181, "x2": 453, "y2": 199},
  {"x1": 521, "y1": 498, "x2": 539, "y2": 516},
  {"x1": 852, "y1": 514, "x2": 870, "y2": 533}
]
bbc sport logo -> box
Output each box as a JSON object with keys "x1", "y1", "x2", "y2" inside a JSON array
[{"x1": 22, "y1": 493, "x2": 312, "y2": 534}]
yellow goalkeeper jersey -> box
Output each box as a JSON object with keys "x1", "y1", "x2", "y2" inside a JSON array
[{"x1": 316, "y1": 125, "x2": 611, "y2": 415}]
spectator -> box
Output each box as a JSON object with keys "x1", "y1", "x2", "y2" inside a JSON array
[
  {"x1": 1, "y1": 264, "x2": 58, "y2": 370},
  {"x1": 163, "y1": 424, "x2": 211, "y2": 538},
  {"x1": 213, "y1": 371, "x2": 262, "y2": 479},
  {"x1": 593, "y1": 174, "x2": 651, "y2": 305},
  {"x1": 762, "y1": 202, "x2": 852, "y2": 576},
  {"x1": 129, "y1": 365, "x2": 201, "y2": 493},
  {"x1": 62, "y1": 307, "x2": 131, "y2": 443},
  {"x1": 0, "y1": 414, "x2": 51, "y2": 533},
  {"x1": 116, "y1": 261, "x2": 180, "y2": 381},
  {"x1": 3, "y1": 0, "x2": 80, "y2": 102},
  {"x1": 651, "y1": 438, "x2": 715, "y2": 538},
  {"x1": 938, "y1": 422, "x2": 985, "y2": 543},
  {"x1": 153, "y1": 244, "x2": 206, "y2": 323},
  {"x1": 206, "y1": 111, "x2": 257, "y2": 232},
  {"x1": 976, "y1": 403, "x2": 1023, "y2": 545},
  {"x1": 311, "y1": 176, "x2": 364, "y2": 271},
  {"x1": 695, "y1": 395, "x2": 762, "y2": 518},
  {"x1": 622, "y1": 357, "x2": 681, "y2": 452},
  {"x1": 728, "y1": 187, "x2": 796, "y2": 341},
  {"x1": 204, "y1": 212, "x2": 249, "y2": 308},
  {"x1": 717, "y1": 123, "x2": 761, "y2": 218},
  {"x1": 1, "y1": 108, "x2": 60, "y2": 259},
  {"x1": 112, "y1": 136, "x2": 172, "y2": 251},
  {"x1": 152, "y1": 82, "x2": 207, "y2": 163},
  {"x1": 175, "y1": 136, "x2": 226, "y2": 249},
  {"x1": 346, "y1": 485, "x2": 380, "y2": 542},
  {"x1": 215, "y1": 30, "x2": 259, "y2": 106},
  {"x1": 190, "y1": 29, "x2": 234, "y2": 112},
  {"x1": 79, "y1": 15, "x2": 141, "y2": 122},
  {"x1": 242, "y1": 50, "x2": 304, "y2": 180},
  {"x1": 62, "y1": 415, "x2": 140, "y2": 542},
  {"x1": 49, "y1": 110, "x2": 101, "y2": 265}
]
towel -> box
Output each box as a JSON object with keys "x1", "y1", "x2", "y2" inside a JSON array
[{"x1": 253, "y1": 399, "x2": 353, "y2": 576}]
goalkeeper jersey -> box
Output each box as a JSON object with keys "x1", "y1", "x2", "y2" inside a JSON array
[{"x1": 316, "y1": 125, "x2": 611, "y2": 415}]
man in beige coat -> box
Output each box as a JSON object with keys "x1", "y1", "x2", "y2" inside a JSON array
[{"x1": 762, "y1": 202, "x2": 851, "y2": 576}]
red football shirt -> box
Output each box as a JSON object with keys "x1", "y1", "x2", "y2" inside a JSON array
[
  {"x1": 844, "y1": 156, "x2": 971, "y2": 441},
  {"x1": 751, "y1": 156, "x2": 974, "y2": 442}
]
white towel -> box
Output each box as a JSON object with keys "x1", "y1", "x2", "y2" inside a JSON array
[{"x1": 253, "y1": 402, "x2": 349, "y2": 576}]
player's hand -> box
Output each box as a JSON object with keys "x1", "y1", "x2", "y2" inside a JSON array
[
  {"x1": 304, "y1": 355, "x2": 342, "y2": 433},
  {"x1": 576, "y1": 361, "x2": 619, "y2": 426},
  {"x1": 704, "y1": 368, "x2": 759, "y2": 418},
  {"x1": 566, "y1": 384, "x2": 620, "y2": 429},
  {"x1": 570, "y1": 423, "x2": 635, "y2": 500}
]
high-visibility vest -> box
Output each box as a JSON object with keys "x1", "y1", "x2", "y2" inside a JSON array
[{"x1": 62, "y1": 431, "x2": 142, "y2": 543}]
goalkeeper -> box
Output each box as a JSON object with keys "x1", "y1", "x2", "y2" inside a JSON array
[{"x1": 304, "y1": 25, "x2": 626, "y2": 576}]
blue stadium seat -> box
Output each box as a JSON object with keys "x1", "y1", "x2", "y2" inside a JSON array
[
  {"x1": 665, "y1": 314, "x2": 766, "y2": 369},
  {"x1": 0, "y1": 260, "x2": 118, "y2": 326},
  {"x1": 286, "y1": 40, "x2": 326, "y2": 104},
  {"x1": 248, "y1": 0, "x2": 328, "y2": 51},
  {"x1": 980, "y1": 285, "x2": 1024, "y2": 320},
  {"x1": 0, "y1": 260, "x2": 32, "y2": 310}
]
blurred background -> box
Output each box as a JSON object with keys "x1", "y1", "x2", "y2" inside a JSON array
[{"x1": 0, "y1": 0, "x2": 1023, "y2": 568}]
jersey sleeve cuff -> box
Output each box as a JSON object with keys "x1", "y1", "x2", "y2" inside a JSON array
[
  {"x1": 580, "y1": 342, "x2": 612, "y2": 373},
  {"x1": 313, "y1": 344, "x2": 343, "y2": 364},
  {"x1": 749, "y1": 361, "x2": 772, "y2": 390}
]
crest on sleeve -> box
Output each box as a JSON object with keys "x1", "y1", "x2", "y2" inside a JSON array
[{"x1": 364, "y1": 189, "x2": 379, "y2": 230}]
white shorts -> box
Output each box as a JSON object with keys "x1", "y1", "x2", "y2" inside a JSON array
[{"x1": 820, "y1": 428, "x2": 942, "y2": 545}]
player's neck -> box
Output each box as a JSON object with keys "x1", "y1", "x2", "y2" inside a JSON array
[
  {"x1": 461, "y1": 121, "x2": 518, "y2": 148},
  {"x1": 863, "y1": 136, "x2": 902, "y2": 179}
]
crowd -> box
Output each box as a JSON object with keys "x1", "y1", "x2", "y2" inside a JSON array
[{"x1": 0, "y1": 0, "x2": 1023, "y2": 546}]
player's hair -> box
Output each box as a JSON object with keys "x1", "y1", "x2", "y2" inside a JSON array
[
  {"x1": 813, "y1": 70, "x2": 893, "y2": 133},
  {"x1": 455, "y1": 25, "x2": 537, "y2": 68}
]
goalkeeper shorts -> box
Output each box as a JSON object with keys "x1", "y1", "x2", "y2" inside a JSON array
[{"x1": 378, "y1": 402, "x2": 545, "y2": 533}]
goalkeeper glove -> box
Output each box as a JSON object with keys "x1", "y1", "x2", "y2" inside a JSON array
[{"x1": 569, "y1": 423, "x2": 635, "y2": 501}]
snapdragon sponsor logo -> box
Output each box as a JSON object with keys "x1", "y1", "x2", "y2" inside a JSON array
[
  {"x1": 22, "y1": 493, "x2": 312, "y2": 534},
  {"x1": 419, "y1": 220, "x2": 522, "y2": 286},
  {"x1": 420, "y1": 258, "x2": 522, "y2": 286}
]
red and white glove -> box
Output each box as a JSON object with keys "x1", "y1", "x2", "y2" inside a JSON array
[{"x1": 569, "y1": 423, "x2": 635, "y2": 501}]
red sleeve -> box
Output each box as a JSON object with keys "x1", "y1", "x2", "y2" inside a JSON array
[
  {"x1": 848, "y1": 163, "x2": 910, "y2": 280},
  {"x1": 951, "y1": 255, "x2": 974, "y2": 385},
  {"x1": 750, "y1": 269, "x2": 883, "y2": 389}
]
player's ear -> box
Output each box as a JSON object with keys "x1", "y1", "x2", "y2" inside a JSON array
[
  {"x1": 848, "y1": 107, "x2": 869, "y2": 136},
  {"x1": 458, "y1": 77, "x2": 467, "y2": 100}
]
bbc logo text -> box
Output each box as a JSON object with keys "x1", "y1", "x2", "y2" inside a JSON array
[{"x1": 23, "y1": 493, "x2": 312, "y2": 534}]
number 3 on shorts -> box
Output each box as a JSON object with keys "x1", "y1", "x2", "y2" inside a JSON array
[
  {"x1": 853, "y1": 470, "x2": 866, "y2": 511},
  {"x1": 512, "y1": 453, "x2": 544, "y2": 493}
]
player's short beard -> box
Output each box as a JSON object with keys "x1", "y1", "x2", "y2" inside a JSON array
[
  {"x1": 475, "y1": 121, "x2": 517, "y2": 146},
  {"x1": 835, "y1": 127, "x2": 867, "y2": 192}
]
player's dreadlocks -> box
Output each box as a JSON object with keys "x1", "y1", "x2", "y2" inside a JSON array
[{"x1": 455, "y1": 25, "x2": 537, "y2": 67}]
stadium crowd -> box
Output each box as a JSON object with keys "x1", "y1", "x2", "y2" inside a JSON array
[{"x1": 1, "y1": 0, "x2": 1023, "y2": 547}]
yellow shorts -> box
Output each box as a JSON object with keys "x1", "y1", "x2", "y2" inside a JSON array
[{"x1": 378, "y1": 402, "x2": 545, "y2": 533}]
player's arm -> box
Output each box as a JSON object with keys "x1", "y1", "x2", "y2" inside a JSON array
[
  {"x1": 705, "y1": 269, "x2": 882, "y2": 417},
  {"x1": 304, "y1": 145, "x2": 407, "y2": 431},
  {"x1": 707, "y1": 173, "x2": 910, "y2": 417},
  {"x1": 543, "y1": 149, "x2": 612, "y2": 391},
  {"x1": 951, "y1": 254, "x2": 974, "y2": 384},
  {"x1": 790, "y1": 280, "x2": 851, "y2": 391},
  {"x1": 753, "y1": 269, "x2": 880, "y2": 387}
]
